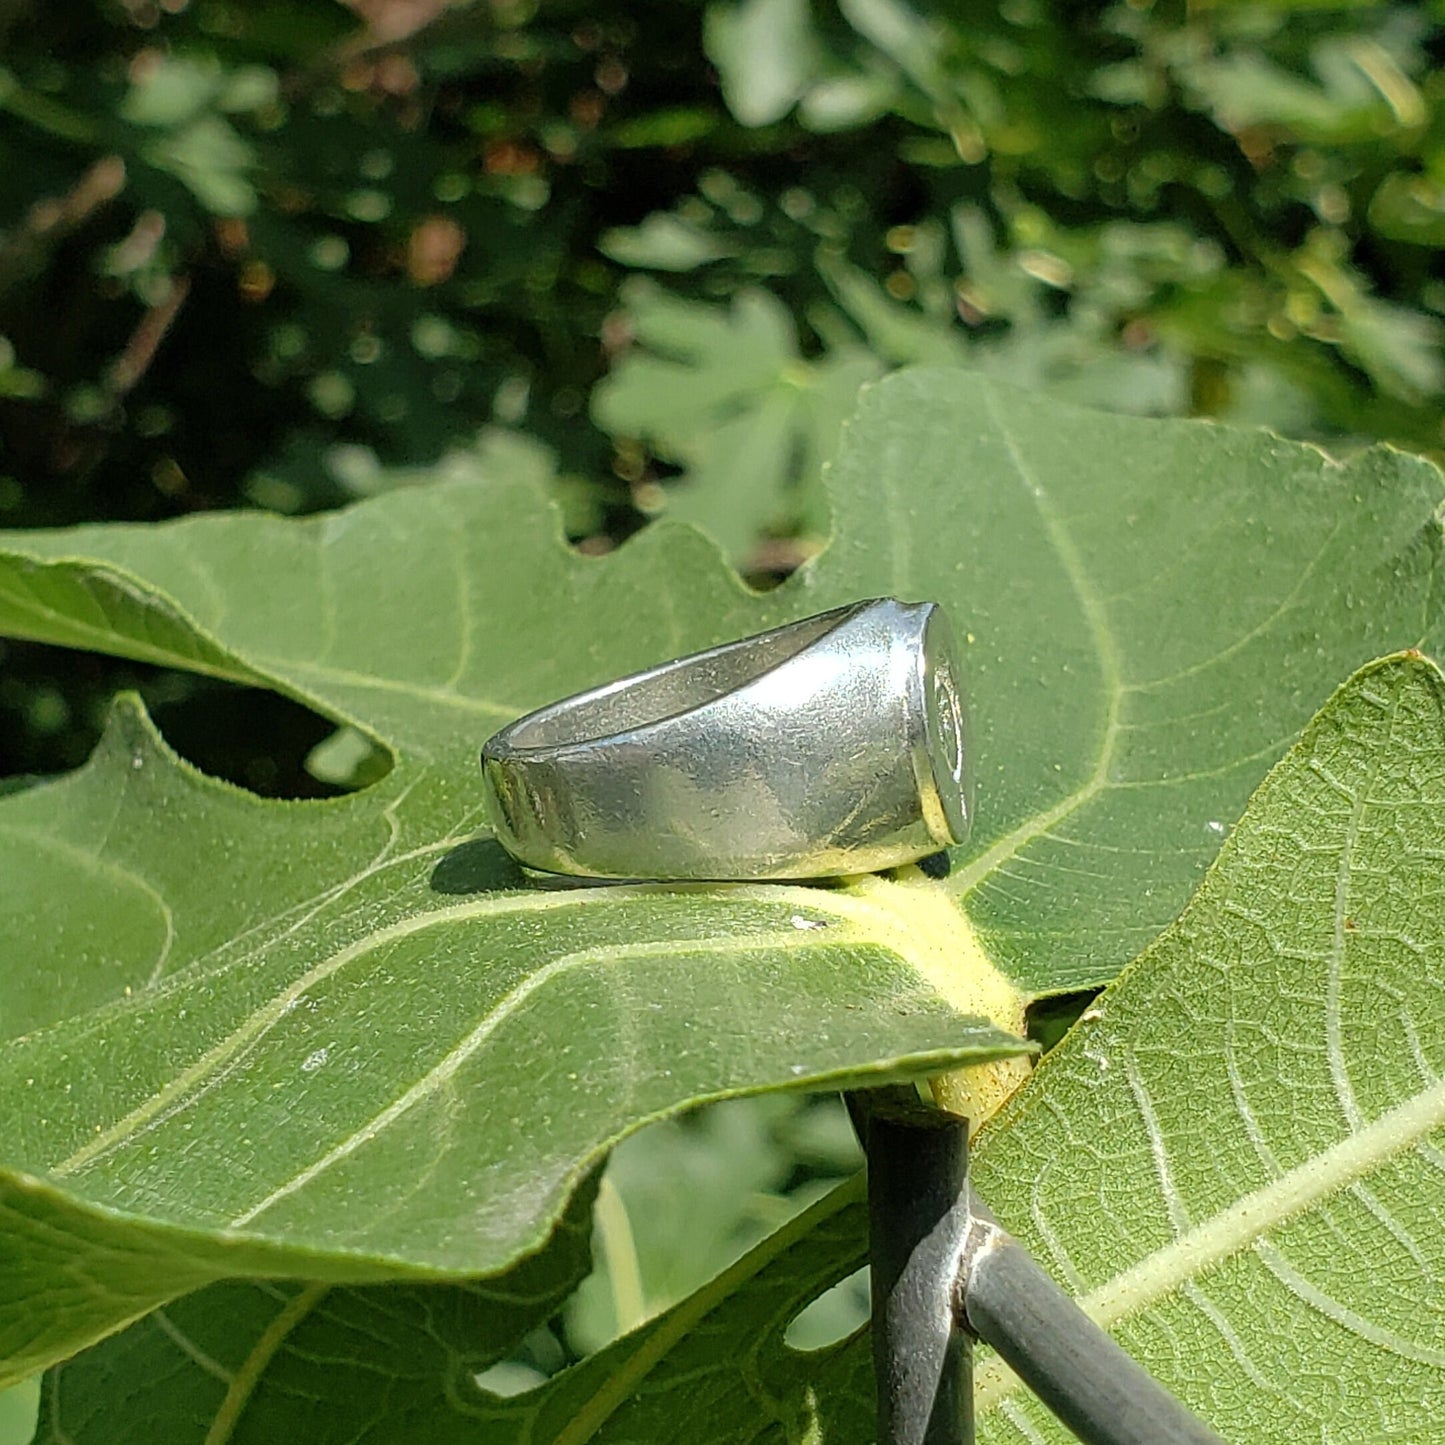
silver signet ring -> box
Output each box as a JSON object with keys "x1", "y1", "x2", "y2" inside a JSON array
[{"x1": 479, "y1": 597, "x2": 972, "y2": 881}]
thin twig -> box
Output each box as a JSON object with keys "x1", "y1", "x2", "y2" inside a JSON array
[
  {"x1": 849, "y1": 1089, "x2": 973, "y2": 1445},
  {"x1": 106, "y1": 273, "x2": 190, "y2": 397},
  {"x1": 957, "y1": 1199, "x2": 1226, "y2": 1445}
]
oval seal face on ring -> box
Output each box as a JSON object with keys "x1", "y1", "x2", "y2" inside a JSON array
[
  {"x1": 918, "y1": 604, "x2": 972, "y2": 848},
  {"x1": 933, "y1": 666, "x2": 965, "y2": 790}
]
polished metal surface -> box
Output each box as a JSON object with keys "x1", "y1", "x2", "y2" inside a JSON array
[{"x1": 479, "y1": 597, "x2": 972, "y2": 880}]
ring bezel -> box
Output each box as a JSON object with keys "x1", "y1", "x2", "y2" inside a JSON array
[{"x1": 480, "y1": 597, "x2": 973, "y2": 881}]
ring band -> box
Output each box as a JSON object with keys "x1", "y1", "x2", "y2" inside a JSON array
[{"x1": 479, "y1": 597, "x2": 972, "y2": 881}]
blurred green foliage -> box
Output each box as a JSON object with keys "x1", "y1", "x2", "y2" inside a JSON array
[
  {"x1": 3, "y1": 0, "x2": 1440, "y2": 537},
  {"x1": 613, "y1": 0, "x2": 1445, "y2": 554},
  {"x1": 5, "y1": 0, "x2": 1442, "y2": 782},
  {"x1": 3, "y1": 0, "x2": 1441, "y2": 795}
]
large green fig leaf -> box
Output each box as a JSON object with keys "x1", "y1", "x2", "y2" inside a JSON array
[
  {"x1": 36, "y1": 652, "x2": 1445, "y2": 1442},
  {"x1": 2, "y1": 371, "x2": 1443, "y2": 1382},
  {"x1": 964, "y1": 651, "x2": 1445, "y2": 1441}
]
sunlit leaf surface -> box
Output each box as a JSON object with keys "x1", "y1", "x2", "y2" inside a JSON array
[
  {"x1": 41, "y1": 655, "x2": 1445, "y2": 1440},
  {"x1": 2, "y1": 372, "x2": 1442, "y2": 1383}
]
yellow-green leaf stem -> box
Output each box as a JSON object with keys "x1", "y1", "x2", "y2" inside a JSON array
[{"x1": 823, "y1": 872, "x2": 1032, "y2": 1121}]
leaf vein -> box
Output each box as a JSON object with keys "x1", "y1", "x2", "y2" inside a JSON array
[
  {"x1": 202, "y1": 1283, "x2": 328, "y2": 1445},
  {"x1": 977, "y1": 1073, "x2": 1445, "y2": 1410},
  {"x1": 228, "y1": 930, "x2": 845, "y2": 1227},
  {"x1": 1254, "y1": 1240, "x2": 1445, "y2": 1367}
]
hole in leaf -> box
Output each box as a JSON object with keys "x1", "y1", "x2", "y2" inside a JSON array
[
  {"x1": 303, "y1": 723, "x2": 392, "y2": 790},
  {"x1": 0, "y1": 639, "x2": 391, "y2": 798},
  {"x1": 1026, "y1": 987, "x2": 1103, "y2": 1053},
  {"x1": 784, "y1": 1265, "x2": 870, "y2": 1352},
  {"x1": 472, "y1": 1360, "x2": 549, "y2": 1398},
  {"x1": 553, "y1": 1095, "x2": 864, "y2": 1361},
  {"x1": 0, "y1": 1373, "x2": 40, "y2": 1442},
  {"x1": 471, "y1": 1323, "x2": 567, "y2": 1400}
]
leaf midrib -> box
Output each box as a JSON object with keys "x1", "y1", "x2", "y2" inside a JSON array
[
  {"x1": 202, "y1": 1283, "x2": 328, "y2": 1445},
  {"x1": 226, "y1": 930, "x2": 848, "y2": 1229},
  {"x1": 950, "y1": 386, "x2": 1124, "y2": 901},
  {"x1": 975, "y1": 1071, "x2": 1445, "y2": 1410},
  {"x1": 272, "y1": 654, "x2": 521, "y2": 722},
  {"x1": 946, "y1": 390, "x2": 1366, "y2": 923},
  {"x1": 50, "y1": 895, "x2": 830, "y2": 1179}
]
